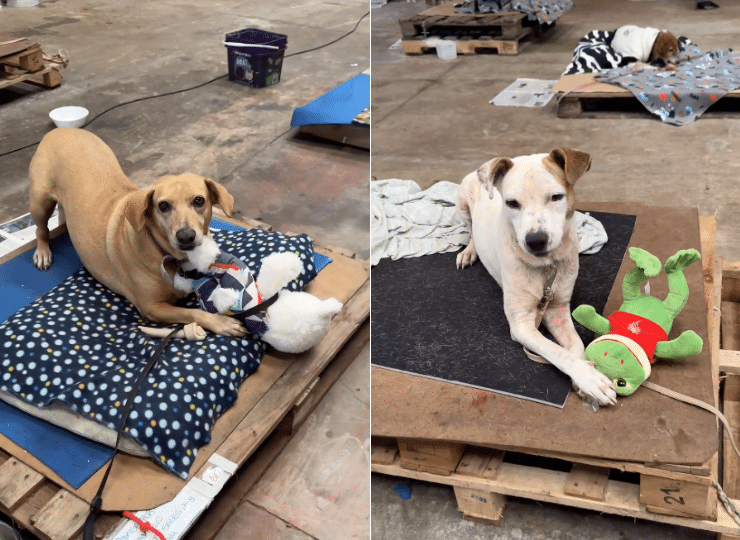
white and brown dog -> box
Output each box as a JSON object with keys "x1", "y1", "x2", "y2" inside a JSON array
[
  {"x1": 456, "y1": 148, "x2": 617, "y2": 406},
  {"x1": 611, "y1": 25, "x2": 680, "y2": 70}
]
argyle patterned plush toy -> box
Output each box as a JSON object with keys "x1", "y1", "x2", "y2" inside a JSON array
[
  {"x1": 572, "y1": 247, "x2": 703, "y2": 396},
  {"x1": 171, "y1": 236, "x2": 343, "y2": 353}
]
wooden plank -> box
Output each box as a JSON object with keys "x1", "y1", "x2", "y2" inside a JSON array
[
  {"x1": 639, "y1": 475, "x2": 716, "y2": 521},
  {"x1": 0, "y1": 65, "x2": 56, "y2": 91},
  {"x1": 483, "y1": 450, "x2": 505, "y2": 480},
  {"x1": 564, "y1": 463, "x2": 609, "y2": 502},
  {"x1": 723, "y1": 396, "x2": 740, "y2": 499},
  {"x1": 32, "y1": 490, "x2": 88, "y2": 540},
  {"x1": 453, "y1": 486, "x2": 506, "y2": 525},
  {"x1": 401, "y1": 34, "x2": 525, "y2": 56},
  {"x1": 397, "y1": 439, "x2": 466, "y2": 475},
  {"x1": 556, "y1": 94, "x2": 740, "y2": 120},
  {"x1": 0, "y1": 458, "x2": 45, "y2": 512},
  {"x1": 456, "y1": 447, "x2": 494, "y2": 478},
  {"x1": 371, "y1": 443, "x2": 398, "y2": 466},
  {"x1": 0, "y1": 44, "x2": 43, "y2": 72},
  {"x1": 0, "y1": 36, "x2": 36, "y2": 59},
  {"x1": 722, "y1": 302, "x2": 740, "y2": 352},
  {"x1": 298, "y1": 124, "x2": 370, "y2": 150},
  {"x1": 325, "y1": 244, "x2": 357, "y2": 259}
]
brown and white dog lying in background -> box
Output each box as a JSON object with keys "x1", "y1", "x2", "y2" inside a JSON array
[{"x1": 611, "y1": 25, "x2": 680, "y2": 70}]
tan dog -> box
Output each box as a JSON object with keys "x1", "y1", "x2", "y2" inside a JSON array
[
  {"x1": 456, "y1": 148, "x2": 617, "y2": 406},
  {"x1": 29, "y1": 128, "x2": 246, "y2": 337}
]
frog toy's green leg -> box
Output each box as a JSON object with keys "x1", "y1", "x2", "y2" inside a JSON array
[
  {"x1": 622, "y1": 247, "x2": 661, "y2": 302},
  {"x1": 655, "y1": 330, "x2": 703, "y2": 359},
  {"x1": 662, "y1": 249, "x2": 701, "y2": 319},
  {"x1": 651, "y1": 249, "x2": 703, "y2": 359}
]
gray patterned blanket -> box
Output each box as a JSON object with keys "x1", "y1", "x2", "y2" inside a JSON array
[
  {"x1": 456, "y1": 0, "x2": 574, "y2": 24},
  {"x1": 595, "y1": 44, "x2": 740, "y2": 125}
]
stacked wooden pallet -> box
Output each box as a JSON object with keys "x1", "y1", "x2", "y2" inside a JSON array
[
  {"x1": 0, "y1": 36, "x2": 62, "y2": 91},
  {"x1": 399, "y1": 3, "x2": 553, "y2": 56},
  {"x1": 372, "y1": 216, "x2": 740, "y2": 536}
]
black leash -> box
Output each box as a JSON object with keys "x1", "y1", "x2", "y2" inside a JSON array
[
  {"x1": 232, "y1": 293, "x2": 279, "y2": 322},
  {"x1": 84, "y1": 323, "x2": 184, "y2": 540}
]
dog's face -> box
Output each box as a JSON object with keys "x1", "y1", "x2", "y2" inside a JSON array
[
  {"x1": 478, "y1": 148, "x2": 591, "y2": 258},
  {"x1": 125, "y1": 173, "x2": 234, "y2": 253},
  {"x1": 651, "y1": 30, "x2": 680, "y2": 65}
]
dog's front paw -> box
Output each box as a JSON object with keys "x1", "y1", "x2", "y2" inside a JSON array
[
  {"x1": 456, "y1": 247, "x2": 477, "y2": 269},
  {"x1": 33, "y1": 246, "x2": 52, "y2": 270},
  {"x1": 200, "y1": 313, "x2": 247, "y2": 338},
  {"x1": 571, "y1": 361, "x2": 617, "y2": 406}
]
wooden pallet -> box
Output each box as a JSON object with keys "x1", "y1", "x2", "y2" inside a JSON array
[
  {"x1": 399, "y1": 2, "x2": 553, "y2": 56},
  {"x1": 0, "y1": 36, "x2": 61, "y2": 91},
  {"x1": 371, "y1": 439, "x2": 740, "y2": 533},
  {"x1": 372, "y1": 216, "x2": 740, "y2": 535},
  {"x1": 401, "y1": 34, "x2": 528, "y2": 56},
  {"x1": 0, "y1": 217, "x2": 370, "y2": 540},
  {"x1": 554, "y1": 75, "x2": 740, "y2": 120}
]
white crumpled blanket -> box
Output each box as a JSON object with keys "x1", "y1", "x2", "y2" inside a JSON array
[{"x1": 371, "y1": 179, "x2": 607, "y2": 265}]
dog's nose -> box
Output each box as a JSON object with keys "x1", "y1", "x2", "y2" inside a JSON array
[
  {"x1": 176, "y1": 228, "x2": 196, "y2": 246},
  {"x1": 525, "y1": 231, "x2": 549, "y2": 255}
]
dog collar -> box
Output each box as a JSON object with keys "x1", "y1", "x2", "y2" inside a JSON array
[{"x1": 534, "y1": 263, "x2": 557, "y2": 328}]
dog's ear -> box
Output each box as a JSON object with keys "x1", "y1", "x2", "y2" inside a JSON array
[
  {"x1": 124, "y1": 188, "x2": 154, "y2": 232},
  {"x1": 477, "y1": 157, "x2": 514, "y2": 199},
  {"x1": 547, "y1": 148, "x2": 591, "y2": 185},
  {"x1": 204, "y1": 179, "x2": 234, "y2": 217}
]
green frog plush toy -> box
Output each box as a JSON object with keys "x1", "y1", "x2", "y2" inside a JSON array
[{"x1": 572, "y1": 247, "x2": 703, "y2": 396}]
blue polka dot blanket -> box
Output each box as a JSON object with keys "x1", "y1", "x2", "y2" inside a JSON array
[{"x1": 0, "y1": 229, "x2": 320, "y2": 479}]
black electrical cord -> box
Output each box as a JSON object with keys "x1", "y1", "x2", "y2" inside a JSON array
[{"x1": 0, "y1": 10, "x2": 369, "y2": 159}]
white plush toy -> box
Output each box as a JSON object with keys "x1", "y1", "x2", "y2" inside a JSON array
[{"x1": 167, "y1": 236, "x2": 343, "y2": 353}]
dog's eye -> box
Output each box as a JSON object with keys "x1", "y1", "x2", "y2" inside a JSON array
[
  {"x1": 551, "y1": 194, "x2": 565, "y2": 202},
  {"x1": 193, "y1": 196, "x2": 206, "y2": 208},
  {"x1": 157, "y1": 201, "x2": 171, "y2": 213},
  {"x1": 505, "y1": 199, "x2": 521, "y2": 210}
]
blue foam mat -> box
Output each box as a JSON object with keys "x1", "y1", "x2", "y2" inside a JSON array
[
  {"x1": 0, "y1": 217, "x2": 331, "y2": 486},
  {"x1": 0, "y1": 400, "x2": 114, "y2": 489},
  {"x1": 0, "y1": 234, "x2": 83, "y2": 324},
  {"x1": 290, "y1": 73, "x2": 370, "y2": 127}
]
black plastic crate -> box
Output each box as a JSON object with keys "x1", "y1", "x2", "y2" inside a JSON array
[{"x1": 224, "y1": 28, "x2": 287, "y2": 88}]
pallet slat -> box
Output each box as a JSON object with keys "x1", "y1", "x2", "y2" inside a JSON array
[
  {"x1": 0, "y1": 458, "x2": 45, "y2": 512},
  {"x1": 564, "y1": 463, "x2": 609, "y2": 502},
  {"x1": 32, "y1": 490, "x2": 88, "y2": 540}
]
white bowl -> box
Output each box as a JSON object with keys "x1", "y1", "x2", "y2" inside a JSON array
[
  {"x1": 6, "y1": 0, "x2": 40, "y2": 7},
  {"x1": 49, "y1": 106, "x2": 89, "y2": 128}
]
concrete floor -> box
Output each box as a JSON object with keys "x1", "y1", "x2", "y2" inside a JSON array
[
  {"x1": 0, "y1": 1, "x2": 369, "y2": 539},
  {"x1": 371, "y1": 0, "x2": 739, "y2": 538}
]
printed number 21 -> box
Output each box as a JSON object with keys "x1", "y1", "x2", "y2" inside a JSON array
[{"x1": 660, "y1": 487, "x2": 686, "y2": 505}]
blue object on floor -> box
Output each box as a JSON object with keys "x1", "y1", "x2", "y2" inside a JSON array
[
  {"x1": 394, "y1": 481, "x2": 412, "y2": 500},
  {"x1": 0, "y1": 234, "x2": 83, "y2": 324},
  {"x1": 0, "y1": 400, "x2": 114, "y2": 489},
  {"x1": 290, "y1": 73, "x2": 370, "y2": 127}
]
